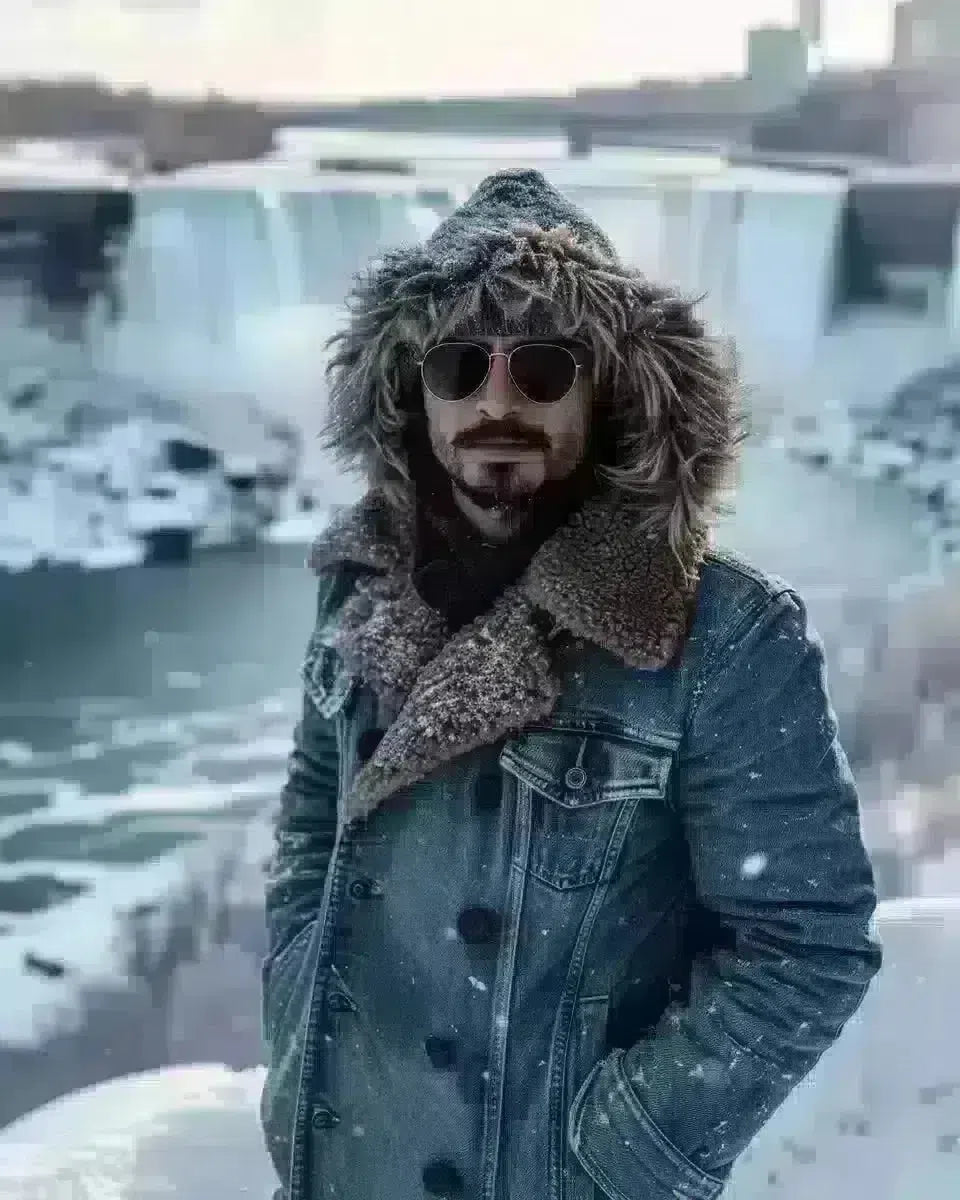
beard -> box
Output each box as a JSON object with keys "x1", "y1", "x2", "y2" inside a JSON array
[
  {"x1": 410, "y1": 417, "x2": 594, "y2": 536},
  {"x1": 442, "y1": 457, "x2": 597, "y2": 542},
  {"x1": 429, "y1": 425, "x2": 571, "y2": 516},
  {"x1": 451, "y1": 462, "x2": 540, "y2": 512}
]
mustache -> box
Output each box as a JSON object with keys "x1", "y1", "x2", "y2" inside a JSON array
[{"x1": 454, "y1": 421, "x2": 549, "y2": 450}]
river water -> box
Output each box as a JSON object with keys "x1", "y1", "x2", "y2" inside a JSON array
[
  {"x1": 0, "y1": 446, "x2": 937, "y2": 1121},
  {"x1": 0, "y1": 539, "x2": 320, "y2": 1122},
  {"x1": 0, "y1": 446, "x2": 932, "y2": 887}
]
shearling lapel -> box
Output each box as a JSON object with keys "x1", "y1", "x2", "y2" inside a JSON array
[
  {"x1": 308, "y1": 491, "x2": 703, "y2": 824},
  {"x1": 343, "y1": 587, "x2": 561, "y2": 823},
  {"x1": 524, "y1": 499, "x2": 703, "y2": 671},
  {"x1": 331, "y1": 572, "x2": 448, "y2": 724}
]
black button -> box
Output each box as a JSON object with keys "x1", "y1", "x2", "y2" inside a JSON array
[
  {"x1": 311, "y1": 1104, "x2": 340, "y2": 1130},
  {"x1": 472, "y1": 772, "x2": 502, "y2": 813},
  {"x1": 422, "y1": 1160, "x2": 463, "y2": 1196},
  {"x1": 357, "y1": 728, "x2": 385, "y2": 763},
  {"x1": 349, "y1": 877, "x2": 381, "y2": 900},
  {"x1": 424, "y1": 1036, "x2": 457, "y2": 1069},
  {"x1": 327, "y1": 991, "x2": 356, "y2": 1013},
  {"x1": 456, "y1": 906, "x2": 500, "y2": 945}
]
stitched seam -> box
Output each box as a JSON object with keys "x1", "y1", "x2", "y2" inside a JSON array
[
  {"x1": 686, "y1": 589, "x2": 790, "y2": 729},
  {"x1": 612, "y1": 1056, "x2": 727, "y2": 1189}
]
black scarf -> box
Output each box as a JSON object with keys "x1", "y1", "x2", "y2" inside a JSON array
[{"x1": 412, "y1": 461, "x2": 596, "y2": 632}]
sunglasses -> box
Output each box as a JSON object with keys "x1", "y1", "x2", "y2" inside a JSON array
[{"x1": 419, "y1": 341, "x2": 585, "y2": 405}]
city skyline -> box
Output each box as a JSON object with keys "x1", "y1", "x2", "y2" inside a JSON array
[{"x1": 3, "y1": 1, "x2": 898, "y2": 100}]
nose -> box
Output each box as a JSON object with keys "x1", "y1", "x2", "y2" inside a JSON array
[{"x1": 474, "y1": 351, "x2": 521, "y2": 420}]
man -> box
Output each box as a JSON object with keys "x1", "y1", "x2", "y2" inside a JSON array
[{"x1": 260, "y1": 169, "x2": 881, "y2": 1200}]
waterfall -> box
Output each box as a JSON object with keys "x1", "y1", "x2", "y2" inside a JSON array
[{"x1": 89, "y1": 179, "x2": 444, "y2": 442}]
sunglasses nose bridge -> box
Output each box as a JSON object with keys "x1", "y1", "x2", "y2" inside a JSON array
[
  {"x1": 487, "y1": 350, "x2": 512, "y2": 384},
  {"x1": 476, "y1": 349, "x2": 520, "y2": 414}
]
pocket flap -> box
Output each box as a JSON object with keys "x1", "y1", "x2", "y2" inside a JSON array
[
  {"x1": 301, "y1": 634, "x2": 356, "y2": 719},
  {"x1": 500, "y1": 729, "x2": 670, "y2": 809}
]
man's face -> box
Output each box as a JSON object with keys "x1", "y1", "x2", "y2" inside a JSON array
[{"x1": 422, "y1": 335, "x2": 592, "y2": 511}]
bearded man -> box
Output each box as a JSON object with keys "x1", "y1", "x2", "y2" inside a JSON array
[{"x1": 260, "y1": 169, "x2": 881, "y2": 1200}]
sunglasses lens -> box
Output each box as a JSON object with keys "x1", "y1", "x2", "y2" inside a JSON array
[
  {"x1": 421, "y1": 342, "x2": 580, "y2": 404},
  {"x1": 421, "y1": 343, "x2": 490, "y2": 402},
  {"x1": 508, "y1": 343, "x2": 578, "y2": 404}
]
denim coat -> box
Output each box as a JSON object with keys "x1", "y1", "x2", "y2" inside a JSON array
[{"x1": 259, "y1": 492, "x2": 881, "y2": 1200}]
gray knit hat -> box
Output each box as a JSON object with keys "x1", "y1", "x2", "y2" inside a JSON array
[{"x1": 321, "y1": 167, "x2": 744, "y2": 555}]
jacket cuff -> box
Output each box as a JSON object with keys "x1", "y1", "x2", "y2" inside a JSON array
[{"x1": 568, "y1": 1049, "x2": 726, "y2": 1200}]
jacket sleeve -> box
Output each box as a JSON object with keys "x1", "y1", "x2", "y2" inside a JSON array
[
  {"x1": 568, "y1": 586, "x2": 883, "y2": 1200},
  {"x1": 264, "y1": 572, "x2": 342, "y2": 966}
]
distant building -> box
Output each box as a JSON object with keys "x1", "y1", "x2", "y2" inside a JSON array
[
  {"x1": 893, "y1": 3, "x2": 916, "y2": 66},
  {"x1": 893, "y1": 0, "x2": 960, "y2": 66},
  {"x1": 747, "y1": 25, "x2": 812, "y2": 111},
  {"x1": 797, "y1": 0, "x2": 823, "y2": 47},
  {"x1": 893, "y1": 98, "x2": 960, "y2": 164}
]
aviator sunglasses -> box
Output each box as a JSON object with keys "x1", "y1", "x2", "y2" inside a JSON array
[{"x1": 419, "y1": 340, "x2": 586, "y2": 405}]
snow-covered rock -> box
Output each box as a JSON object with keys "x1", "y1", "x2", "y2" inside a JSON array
[{"x1": 0, "y1": 1064, "x2": 275, "y2": 1200}]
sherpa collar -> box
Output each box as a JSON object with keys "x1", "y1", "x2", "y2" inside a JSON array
[{"x1": 309, "y1": 490, "x2": 703, "y2": 824}]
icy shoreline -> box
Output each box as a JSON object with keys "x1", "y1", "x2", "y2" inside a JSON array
[
  {"x1": 0, "y1": 759, "x2": 279, "y2": 1048},
  {"x1": 0, "y1": 809, "x2": 273, "y2": 1129},
  {"x1": 0, "y1": 675, "x2": 296, "y2": 1059}
]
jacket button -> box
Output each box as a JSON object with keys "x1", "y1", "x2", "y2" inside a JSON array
[
  {"x1": 564, "y1": 765, "x2": 587, "y2": 791},
  {"x1": 472, "y1": 772, "x2": 502, "y2": 813},
  {"x1": 357, "y1": 728, "x2": 385, "y2": 763},
  {"x1": 424, "y1": 1035, "x2": 457, "y2": 1069},
  {"x1": 422, "y1": 1160, "x2": 463, "y2": 1196},
  {"x1": 349, "y1": 877, "x2": 381, "y2": 900},
  {"x1": 311, "y1": 1104, "x2": 341, "y2": 1130},
  {"x1": 456, "y1": 906, "x2": 500, "y2": 945}
]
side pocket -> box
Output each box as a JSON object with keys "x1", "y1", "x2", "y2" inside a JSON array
[
  {"x1": 563, "y1": 995, "x2": 611, "y2": 1200},
  {"x1": 260, "y1": 917, "x2": 326, "y2": 1193}
]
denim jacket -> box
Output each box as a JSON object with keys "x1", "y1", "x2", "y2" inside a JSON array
[{"x1": 259, "y1": 493, "x2": 881, "y2": 1200}]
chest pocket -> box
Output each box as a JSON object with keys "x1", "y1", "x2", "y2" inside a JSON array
[
  {"x1": 301, "y1": 634, "x2": 369, "y2": 808},
  {"x1": 501, "y1": 728, "x2": 672, "y2": 891},
  {"x1": 301, "y1": 632, "x2": 396, "y2": 818}
]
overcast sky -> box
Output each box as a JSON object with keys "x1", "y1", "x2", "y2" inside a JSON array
[{"x1": 3, "y1": 0, "x2": 897, "y2": 100}]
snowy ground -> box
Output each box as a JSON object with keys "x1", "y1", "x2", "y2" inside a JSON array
[
  {"x1": 0, "y1": 898, "x2": 956, "y2": 1200},
  {"x1": 0, "y1": 1063, "x2": 277, "y2": 1200}
]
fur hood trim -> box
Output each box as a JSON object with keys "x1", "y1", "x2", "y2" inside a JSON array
[{"x1": 320, "y1": 168, "x2": 744, "y2": 566}]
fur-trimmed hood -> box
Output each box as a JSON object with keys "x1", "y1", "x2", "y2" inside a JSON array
[
  {"x1": 308, "y1": 169, "x2": 746, "y2": 822},
  {"x1": 320, "y1": 167, "x2": 744, "y2": 567}
]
